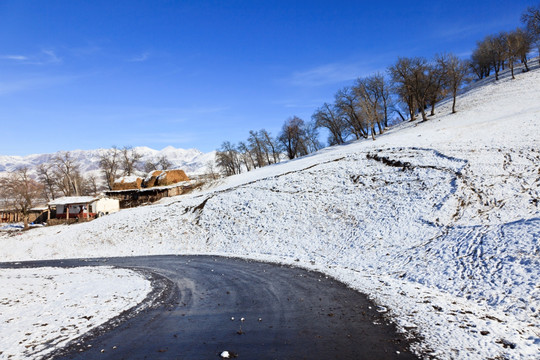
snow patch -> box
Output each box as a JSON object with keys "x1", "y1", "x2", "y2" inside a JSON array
[{"x1": 0, "y1": 267, "x2": 151, "y2": 359}]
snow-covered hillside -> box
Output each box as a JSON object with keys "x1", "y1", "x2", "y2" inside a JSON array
[
  {"x1": 0, "y1": 146, "x2": 216, "y2": 178},
  {"x1": 1, "y1": 66, "x2": 539, "y2": 359}
]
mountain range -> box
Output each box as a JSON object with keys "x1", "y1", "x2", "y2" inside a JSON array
[{"x1": 0, "y1": 146, "x2": 216, "y2": 180}]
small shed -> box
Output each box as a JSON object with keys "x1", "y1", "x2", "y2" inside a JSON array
[
  {"x1": 0, "y1": 206, "x2": 48, "y2": 224},
  {"x1": 47, "y1": 196, "x2": 120, "y2": 221}
]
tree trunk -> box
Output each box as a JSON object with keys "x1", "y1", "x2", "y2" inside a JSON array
[
  {"x1": 408, "y1": 107, "x2": 416, "y2": 121},
  {"x1": 23, "y1": 215, "x2": 29, "y2": 230},
  {"x1": 360, "y1": 125, "x2": 368, "y2": 138},
  {"x1": 396, "y1": 110, "x2": 406, "y2": 122},
  {"x1": 383, "y1": 100, "x2": 389, "y2": 128},
  {"x1": 420, "y1": 105, "x2": 428, "y2": 121},
  {"x1": 377, "y1": 120, "x2": 384, "y2": 134}
]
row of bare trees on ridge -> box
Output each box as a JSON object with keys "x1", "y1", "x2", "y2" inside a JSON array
[
  {"x1": 471, "y1": 6, "x2": 540, "y2": 81},
  {"x1": 216, "y1": 51, "x2": 468, "y2": 177},
  {"x1": 215, "y1": 4, "x2": 540, "y2": 177}
]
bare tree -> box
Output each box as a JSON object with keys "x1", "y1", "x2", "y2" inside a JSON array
[
  {"x1": 312, "y1": 102, "x2": 348, "y2": 145},
  {"x1": 36, "y1": 162, "x2": 57, "y2": 200},
  {"x1": 426, "y1": 57, "x2": 448, "y2": 116},
  {"x1": 53, "y1": 152, "x2": 81, "y2": 196},
  {"x1": 157, "y1": 156, "x2": 172, "y2": 170},
  {"x1": 438, "y1": 53, "x2": 469, "y2": 113},
  {"x1": 353, "y1": 73, "x2": 397, "y2": 136},
  {"x1": 83, "y1": 175, "x2": 100, "y2": 196},
  {"x1": 506, "y1": 31, "x2": 519, "y2": 79},
  {"x1": 99, "y1": 146, "x2": 120, "y2": 190},
  {"x1": 389, "y1": 57, "x2": 420, "y2": 122},
  {"x1": 144, "y1": 155, "x2": 173, "y2": 173},
  {"x1": 410, "y1": 59, "x2": 439, "y2": 121},
  {"x1": 303, "y1": 120, "x2": 322, "y2": 153},
  {"x1": 470, "y1": 40, "x2": 492, "y2": 80},
  {"x1": 237, "y1": 141, "x2": 255, "y2": 171},
  {"x1": 354, "y1": 77, "x2": 381, "y2": 138},
  {"x1": 334, "y1": 87, "x2": 368, "y2": 139},
  {"x1": 368, "y1": 73, "x2": 392, "y2": 127},
  {"x1": 506, "y1": 28, "x2": 532, "y2": 78},
  {"x1": 0, "y1": 168, "x2": 44, "y2": 229},
  {"x1": 516, "y1": 28, "x2": 533, "y2": 72},
  {"x1": 73, "y1": 171, "x2": 90, "y2": 195},
  {"x1": 484, "y1": 33, "x2": 508, "y2": 81},
  {"x1": 521, "y1": 4, "x2": 540, "y2": 64},
  {"x1": 247, "y1": 131, "x2": 269, "y2": 168},
  {"x1": 204, "y1": 160, "x2": 220, "y2": 180},
  {"x1": 278, "y1": 116, "x2": 309, "y2": 159},
  {"x1": 121, "y1": 146, "x2": 142, "y2": 176},
  {"x1": 215, "y1": 141, "x2": 241, "y2": 176},
  {"x1": 143, "y1": 161, "x2": 157, "y2": 173},
  {"x1": 259, "y1": 129, "x2": 281, "y2": 164}
]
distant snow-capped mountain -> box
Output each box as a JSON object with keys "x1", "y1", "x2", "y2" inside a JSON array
[{"x1": 0, "y1": 146, "x2": 217, "y2": 179}]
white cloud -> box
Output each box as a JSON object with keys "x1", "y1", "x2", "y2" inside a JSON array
[
  {"x1": 0, "y1": 55, "x2": 29, "y2": 61},
  {"x1": 41, "y1": 49, "x2": 62, "y2": 64},
  {"x1": 287, "y1": 59, "x2": 385, "y2": 87},
  {"x1": 0, "y1": 75, "x2": 77, "y2": 96},
  {"x1": 128, "y1": 52, "x2": 150, "y2": 62},
  {"x1": 69, "y1": 44, "x2": 102, "y2": 57},
  {"x1": 0, "y1": 49, "x2": 62, "y2": 65},
  {"x1": 289, "y1": 63, "x2": 361, "y2": 87}
]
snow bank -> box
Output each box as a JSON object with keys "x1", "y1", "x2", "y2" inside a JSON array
[
  {"x1": 0, "y1": 66, "x2": 539, "y2": 358},
  {"x1": 0, "y1": 267, "x2": 151, "y2": 359}
]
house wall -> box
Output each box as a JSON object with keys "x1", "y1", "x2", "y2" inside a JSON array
[
  {"x1": 105, "y1": 182, "x2": 200, "y2": 209},
  {"x1": 55, "y1": 204, "x2": 87, "y2": 215},
  {"x1": 95, "y1": 198, "x2": 120, "y2": 214}
]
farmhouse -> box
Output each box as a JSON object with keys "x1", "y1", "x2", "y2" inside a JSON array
[
  {"x1": 106, "y1": 169, "x2": 196, "y2": 208},
  {"x1": 47, "y1": 196, "x2": 120, "y2": 223}
]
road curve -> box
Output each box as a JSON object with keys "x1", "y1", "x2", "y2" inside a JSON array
[{"x1": 2, "y1": 255, "x2": 419, "y2": 359}]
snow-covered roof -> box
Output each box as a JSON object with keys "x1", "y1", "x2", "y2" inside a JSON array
[
  {"x1": 114, "y1": 175, "x2": 142, "y2": 184},
  {"x1": 48, "y1": 196, "x2": 98, "y2": 206}
]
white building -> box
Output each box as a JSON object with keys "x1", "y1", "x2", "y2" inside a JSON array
[{"x1": 47, "y1": 196, "x2": 120, "y2": 220}]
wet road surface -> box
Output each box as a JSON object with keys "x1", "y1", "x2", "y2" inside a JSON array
[{"x1": 2, "y1": 255, "x2": 419, "y2": 359}]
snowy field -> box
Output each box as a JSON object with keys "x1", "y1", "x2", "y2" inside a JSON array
[
  {"x1": 0, "y1": 267, "x2": 151, "y2": 359},
  {"x1": 0, "y1": 65, "x2": 539, "y2": 359}
]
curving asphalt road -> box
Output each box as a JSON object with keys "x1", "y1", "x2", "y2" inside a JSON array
[{"x1": 2, "y1": 255, "x2": 419, "y2": 359}]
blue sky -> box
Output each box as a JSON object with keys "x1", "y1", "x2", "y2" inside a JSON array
[{"x1": 0, "y1": 0, "x2": 535, "y2": 155}]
